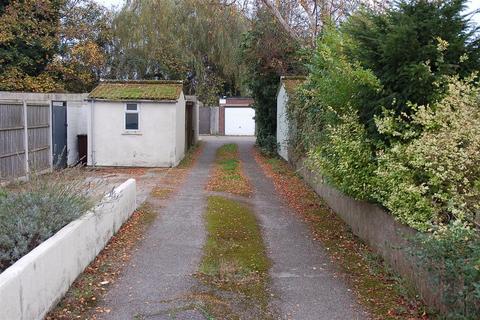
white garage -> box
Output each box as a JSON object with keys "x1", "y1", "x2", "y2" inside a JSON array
[
  {"x1": 219, "y1": 97, "x2": 255, "y2": 136},
  {"x1": 87, "y1": 80, "x2": 188, "y2": 167},
  {"x1": 225, "y1": 107, "x2": 255, "y2": 135}
]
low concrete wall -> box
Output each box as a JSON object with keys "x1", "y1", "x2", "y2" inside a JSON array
[
  {"x1": 295, "y1": 161, "x2": 443, "y2": 311},
  {"x1": 0, "y1": 179, "x2": 137, "y2": 320}
]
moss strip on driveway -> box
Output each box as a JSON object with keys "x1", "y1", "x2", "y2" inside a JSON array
[
  {"x1": 195, "y1": 195, "x2": 274, "y2": 319},
  {"x1": 206, "y1": 143, "x2": 252, "y2": 197}
]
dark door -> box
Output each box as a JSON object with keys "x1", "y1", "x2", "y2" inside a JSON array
[
  {"x1": 77, "y1": 134, "x2": 87, "y2": 165},
  {"x1": 185, "y1": 102, "x2": 194, "y2": 150},
  {"x1": 52, "y1": 101, "x2": 67, "y2": 168}
]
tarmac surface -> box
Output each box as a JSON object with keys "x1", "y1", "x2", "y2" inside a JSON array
[{"x1": 98, "y1": 136, "x2": 368, "y2": 320}]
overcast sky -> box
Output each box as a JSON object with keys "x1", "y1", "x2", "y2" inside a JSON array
[
  {"x1": 96, "y1": 0, "x2": 124, "y2": 9},
  {"x1": 94, "y1": 0, "x2": 480, "y2": 24}
]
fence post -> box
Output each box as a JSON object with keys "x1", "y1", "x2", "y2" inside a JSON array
[
  {"x1": 49, "y1": 101, "x2": 53, "y2": 170},
  {"x1": 23, "y1": 100, "x2": 29, "y2": 177}
]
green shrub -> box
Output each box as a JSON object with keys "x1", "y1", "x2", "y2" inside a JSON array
[
  {"x1": 288, "y1": 27, "x2": 380, "y2": 201},
  {"x1": 256, "y1": 134, "x2": 278, "y2": 156},
  {"x1": 307, "y1": 107, "x2": 378, "y2": 201},
  {"x1": 0, "y1": 169, "x2": 102, "y2": 272},
  {"x1": 343, "y1": 0, "x2": 480, "y2": 143},
  {"x1": 375, "y1": 77, "x2": 480, "y2": 230},
  {"x1": 411, "y1": 221, "x2": 480, "y2": 318},
  {"x1": 288, "y1": 20, "x2": 480, "y2": 232},
  {"x1": 288, "y1": 27, "x2": 380, "y2": 150}
]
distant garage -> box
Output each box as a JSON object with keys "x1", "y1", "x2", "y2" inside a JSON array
[
  {"x1": 219, "y1": 97, "x2": 255, "y2": 136},
  {"x1": 225, "y1": 107, "x2": 255, "y2": 135}
]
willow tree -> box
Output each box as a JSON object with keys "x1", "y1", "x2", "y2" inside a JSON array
[{"x1": 109, "y1": 0, "x2": 248, "y2": 105}]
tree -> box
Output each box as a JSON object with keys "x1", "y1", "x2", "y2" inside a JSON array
[
  {"x1": 343, "y1": 0, "x2": 480, "y2": 142},
  {"x1": 240, "y1": 6, "x2": 306, "y2": 153},
  {"x1": 109, "y1": 0, "x2": 248, "y2": 105},
  {"x1": 52, "y1": 0, "x2": 113, "y2": 92},
  {"x1": 0, "y1": 0, "x2": 113, "y2": 92},
  {"x1": 258, "y1": 0, "x2": 386, "y2": 46},
  {"x1": 0, "y1": 0, "x2": 63, "y2": 91}
]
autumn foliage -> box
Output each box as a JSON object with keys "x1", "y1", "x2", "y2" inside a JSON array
[{"x1": 0, "y1": 0, "x2": 111, "y2": 92}]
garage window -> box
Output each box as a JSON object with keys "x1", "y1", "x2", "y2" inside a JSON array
[{"x1": 125, "y1": 103, "x2": 139, "y2": 130}]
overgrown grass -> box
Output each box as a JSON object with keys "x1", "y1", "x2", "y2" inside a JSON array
[
  {"x1": 196, "y1": 196, "x2": 273, "y2": 319},
  {"x1": 206, "y1": 144, "x2": 252, "y2": 196},
  {"x1": 266, "y1": 158, "x2": 290, "y2": 175},
  {"x1": 217, "y1": 144, "x2": 242, "y2": 181},
  {"x1": 254, "y1": 150, "x2": 431, "y2": 320},
  {"x1": 200, "y1": 196, "x2": 269, "y2": 276},
  {"x1": 151, "y1": 187, "x2": 173, "y2": 199}
]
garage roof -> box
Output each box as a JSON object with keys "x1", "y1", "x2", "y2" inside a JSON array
[
  {"x1": 88, "y1": 80, "x2": 183, "y2": 101},
  {"x1": 219, "y1": 97, "x2": 254, "y2": 107}
]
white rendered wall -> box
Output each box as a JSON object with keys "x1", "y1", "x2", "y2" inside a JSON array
[
  {"x1": 67, "y1": 101, "x2": 88, "y2": 165},
  {"x1": 277, "y1": 85, "x2": 289, "y2": 161},
  {"x1": 88, "y1": 101, "x2": 177, "y2": 167},
  {"x1": 0, "y1": 179, "x2": 137, "y2": 320},
  {"x1": 174, "y1": 93, "x2": 186, "y2": 166}
]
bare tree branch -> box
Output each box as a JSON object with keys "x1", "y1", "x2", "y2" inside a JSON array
[
  {"x1": 240, "y1": 0, "x2": 391, "y2": 47},
  {"x1": 260, "y1": 0, "x2": 302, "y2": 41}
]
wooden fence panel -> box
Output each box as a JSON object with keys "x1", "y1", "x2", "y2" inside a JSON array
[
  {"x1": 27, "y1": 104, "x2": 50, "y2": 173},
  {"x1": 0, "y1": 103, "x2": 25, "y2": 179},
  {"x1": 0, "y1": 102, "x2": 51, "y2": 181}
]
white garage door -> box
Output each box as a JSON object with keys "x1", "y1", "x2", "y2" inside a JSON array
[{"x1": 225, "y1": 107, "x2": 255, "y2": 136}]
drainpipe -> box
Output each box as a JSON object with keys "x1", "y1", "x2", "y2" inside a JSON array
[
  {"x1": 90, "y1": 99, "x2": 95, "y2": 166},
  {"x1": 48, "y1": 100, "x2": 53, "y2": 171},
  {"x1": 171, "y1": 104, "x2": 176, "y2": 167}
]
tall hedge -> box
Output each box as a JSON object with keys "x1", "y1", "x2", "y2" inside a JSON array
[
  {"x1": 286, "y1": 2, "x2": 480, "y2": 315},
  {"x1": 343, "y1": 0, "x2": 480, "y2": 143}
]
